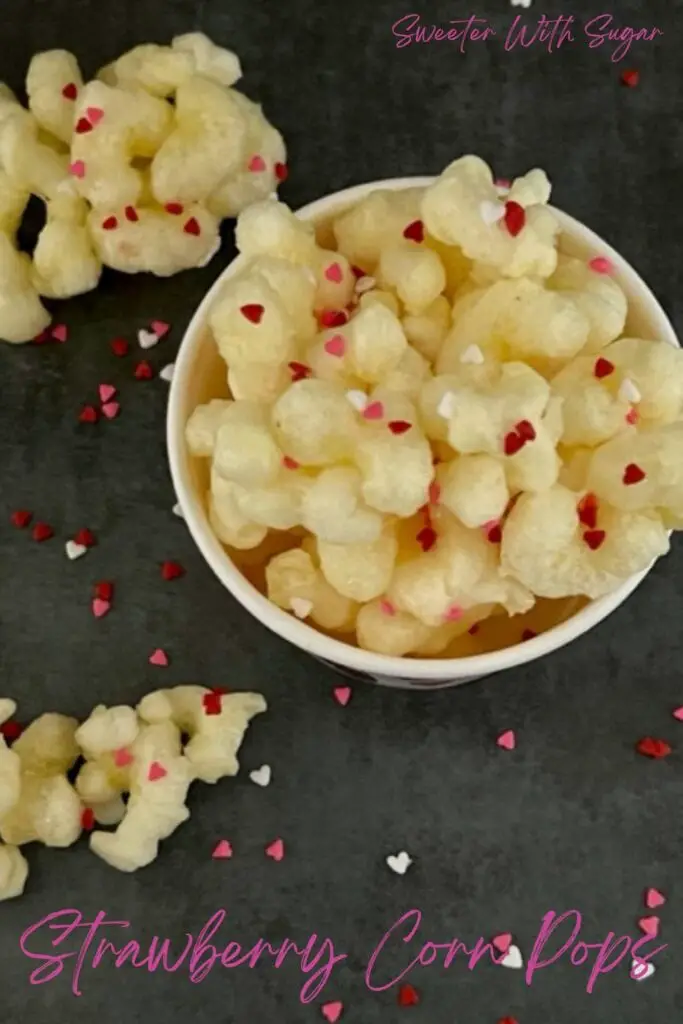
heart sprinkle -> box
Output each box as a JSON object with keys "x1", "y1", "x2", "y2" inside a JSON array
[
  {"x1": 111, "y1": 337, "x2": 129, "y2": 357},
  {"x1": 388, "y1": 420, "x2": 412, "y2": 435},
  {"x1": 161, "y1": 560, "x2": 185, "y2": 581},
  {"x1": 147, "y1": 761, "x2": 167, "y2": 782},
  {"x1": 11, "y1": 509, "x2": 32, "y2": 528},
  {"x1": 577, "y1": 492, "x2": 599, "y2": 529},
  {"x1": 74, "y1": 528, "x2": 96, "y2": 547},
  {"x1": 521, "y1": 628, "x2": 538, "y2": 641},
  {"x1": 282, "y1": 455, "x2": 300, "y2": 470},
  {"x1": 159, "y1": 363, "x2": 175, "y2": 382},
  {"x1": 134, "y1": 360, "x2": 154, "y2": 380},
  {"x1": 333, "y1": 686, "x2": 352, "y2": 707},
  {"x1": 202, "y1": 691, "x2": 223, "y2": 716},
  {"x1": 444, "y1": 604, "x2": 464, "y2": 622},
  {"x1": 362, "y1": 401, "x2": 384, "y2": 421},
  {"x1": 621, "y1": 69, "x2": 640, "y2": 88},
  {"x1": 594, "y1": 357, "x2": 615, "y2": 379},
  {"x1": 504, "y1": 431, "x2": 525, "y2": 457},
  {"x1": 386, "y1": 851, "x2": 413, "y2": 875},
  {"x1": 62, "y1": 82, "x2": 78, "y2": 100},
  {"x1": 165, "y1": 203, "x2": 184, "y2": 215},
  {"x1": 623, "y1": 463, "x2": 646, "y2": 485},
  {"x1": 150, "y1": 320, "x2": 170, "y2": 337},
  {"x1": 137, "y1": 328, "x2": 159, "y2": 349},
  {"x1": 124, "y1": 205, "x2": 139, "y2": 222},
  {"x1": 636, "y1": 736, "x2": 672, "y2": 759},
  {"x1": 583, "y1": 529, "x2": 606, "y2": 551},
  {"x1": 94, "y1": 580, "x2": 114, "y2": 602},
  {"x1": 501, "y1": 945, "x2": 524, "y2": 969},
  {"x1": 288, "y1": 361, "x2": 312, "y2": 382},
  {"x1": 290, "y1": 597, "x2": 313, "y2": 619},
  {"x1": 265, "y1": 838, "x2": 285, "y2": 862},
  {"x1": 99, "y1": 383, "x2": 117, "y2": 403},
  {"x1": 321, "y1": 1001, "x2": 343, "y2": 1023},
  {"x1": 249, "y1": 764, "x2": 272, "y2": 787},
  {"x1": 275, "y1": 162, "x2": 289, "y2": 182},
  {"x1": 319, "y1": 309, "x2": 348, "y2": 328},
  {"x1": 0, "y1": 720, "x2": 23, "y2": 742},
  {"x1": 325, "y1": 262, "x2": 343, "y2": 283},
  {"x1": 102, "y1": 216, "x2": 118, "y2": 231},
  {"x1": 149, "y1": 648, "x2": 169, "y2": 667},
  {"x1": 212, "y1": 839, "x2": 233, "y2": 859},
  {"x1": 113, "y1": 747, "x2": 133, "y2": 768},
  {"x1": 480, "y1": 200, "x2": 505, "y2": 225},
  {"x1": 403, "y1": 219, "x2": 425, "y2": 243},
  {"x1": 248, "y1": 154, "x2": 266, "y2": 172},
  {"x1": 516, "y1": 419, "x2": 536, "y2": 441},
  {"x1": 460, "y1": 343, "x2": 485, "y2": 365},
  {"x1": 503, "y1": 201, "x2": 526, "y2": 237},
  {"x1": 497, "y1": 729, "x2": 516, "y2": 751},
  {"x1": 183, "y1": 217, "x2": 201, "y2": 236},
  {"x1": 397, "y1": 983, "x2": 420, "y2": 1007},
  {"x1": 625, "y1": 408, "x2": 640, "y2": 426},
  {"x1": 79, "y1": 404, "x2": 99, "y2": 423},
  {"x1": 172, "y1": 502, "x2": 184, "y2": 518},
  {"x1": 81, "y1": 808, "x2": 95, "y2": 831},
  {"x1": 346, "y1": 390, "x2": 368, "y2": 412},
  {"x1": 437, "y1": 391, "x2": 457, "y2": 419},
  {"x1": 638, "y1": 916, "x2": 659, "y2": 937},
  {"x1": 416, "y1": 526, "x2": 437, "y2": 552},
  {"x1": 589, "y1": 256, "x2": 614, "y2": 274},
  {"x1": 65, "y1": 540, "x2": 87, "y2": 561},
  {"x1": 645, "y1": 888, "x2": 666, "y2": 908},
  {"x1": 673, "y1": 707, "x2": 683, "y2": 721},
  {"x1": 379, "y1": 599, "x2": 396, "y2": 616},
  {"x1": 492, "y1": 933, "x2": 512, "y2": 954},
  {"x1": 69, "y1": 159, "x2": 86, "y2": 178},
  {"x1": 32, "y1": 522, "x2": 54, "y2": 542},
  {"x1": 631, "y1": 958, "x2": 655, "y2": 981},
  {"x1": 618, "y1": 378, "x2": 641, "y2": 404},
  {"x1": 486, "y1": 522, "x2": 502, "y2": 544},
  {"x1": 92, "y1": 598, "x2": 110, "y2": 619},
  {"x1": 75, "y1": 117, "x2": 93, "y2": 133},
  {"x1": 324, "y1": 334, "x2": 346, "y2": 358},
  {"x1": 51, "y1": 323, "x2": 68, "y2": 343},
  {"x1": 86, "y1": 106, "x2": 104, "y2": 125}
]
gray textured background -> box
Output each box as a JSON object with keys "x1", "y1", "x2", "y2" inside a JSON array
[{"x1": 1, "y1": 1, "x2": 682, "y2": 1021}]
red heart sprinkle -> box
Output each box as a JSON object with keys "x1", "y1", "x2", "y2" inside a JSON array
[
  {"x1": 583, "y1": 529, "x2": 606, "y2": 551},
  {"x1": 148, "y1": 761, "x2": 167, "y2": 781},
  {"x1": 397, "y1": 983, "x2": 420, "y2": 1007},
  {"x1": 248, "y1": 154, "x2": 266, "y2": 172},
  {"x1": 102, "y1": 216, "x2": 118, "y2": 230},
  {"x1": 79, "y1": 404, "x2": 99, "y2": 424},
  {"x1": 594, "y1": 357, "x2": 615, "y2": 379},
  {"x1": 521, "y1": 629, "x2": 538, "y2": 641},
  {"x1": 62, "y1": 82, "x2": 78, "y2": 100},
  {"x1": 74, "y1": 528, "x2": 96, "y2": 547},
  {"x1": 621, "y1": 69, "x2": 640, "y2": 88},
  {"x1": 623, "y1": 463, "x2": 646, "y2": 485},
  {"x1": 52, "y1": 324, "x2": 68, "y2": 343},
  {"x1": 468, "y1": 624, "x2": 479, "y2": 635},
  {"x1": 161, "y1": 560, "x2": 185, "y2": 581},
  {"x1": 164, "y1": 202, "x2": 183, "y2": 215},
  {"x1": 288, "y1": 361, "x2": 312, "y2": 382},
  {"x1": 504, "y1": 201, "x2": 526, "y2": 237},
  {"x1": 32, "y1": 522, "x2": 54, "y2": 542},
  {"x1": 11, "y1": 509, "x2": 32, "y2": 529},
  {"x1": 636, "y1": 737, "x2": 672, "y2": 759},
  {"x1": 80, "y1": 807, "x2": 95, "y2": 831},
  {"x1": 275, "y1": 162, "x2": 288, "y2": 182},
  {"x1": 183, "y1": 217, "x2": 201, "y2": 236},
  {"x1": 577, "y1": 492, "x2": 599, "y2": 529},
  {"x1": 0, "y1": 720, "x2": 23, "y2": 742},
  {"x1": 124, "y1": 205, "x2": 139, "y2": 222},
  {"x1": 416, "y1": 526, "x2": 437, "y2": 552},
  {"x1": 626, "y1": 408, "x2": 640, "y2": 426},
  {"x1": 319, "y1": 310, "x2": 348, "y2": 328},
  {"x1": 282, "y1": 455, "x2": 300, "y2": 470},
  {"x1": 240, "y1": 303, "x2": 264, "y2": 324},
  {"x1": 403, "y1": 219, "x2": 424, "y2": 243},
  {"x1": 504, "y1": 431, "x2": 525, "y2": 456},
  {"x1": 134, "y1": 360, "x2": 154, "y2": 380},
  {"x1": 388, "y1": 420, "x2": 412, "y2": 435},
  {"x1": 516, "y1": 419, "x2": 536, "y2": 442},
  {"x1": 75, "y1": 117, "x2": 92, "y2": 133},
  {"x1": 113, "y1": 747, "x2": 133, "y2": 767},
  {"x1": 33, "y1": 328, "x2": 52, "y2": 344},
  {"x1": 94, "y1": 580, "x2": 114, "y2": 601},
  {"x1": 202, "y1": 692, "x2": 223, "y2": 716},
  {"x1": 111, "y1": 337, "x2": 129, "y2": 357},
  {"x1": 497, "y1": 1018, "x2": 520, "y2": 1024},
  {"x1": 487, "y1": 523, "x2": 502, "y2": 544}
]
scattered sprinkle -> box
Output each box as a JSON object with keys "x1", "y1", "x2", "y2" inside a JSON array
[
  {"x1": 147, "y1": 761, "x2": 167, "y2": 782},
  {"x1": 92, "y1": 598, "x2": 110, "y2": 618},
  {"x1": 319, "y1": 309, "x2": 348, "y2": 328},
  {"x1": 589, "y1": 256, "x2": 614, "y2": 275},
  {"x1": 165, "y1": 203, "x2": 183, "y2": 215},
  {"x1": 288, "y1": 361, "x2": 312, "y2": 382},
  {"x1": 202, "y1": 691, "x2": 223, "y2": 716},
  {"x1": 437, "y1": 391, "x2": 457, "y2": 419},
  {"x1": 325, "y1": 262, "x2": 343, "y2": 284},
  {"x1": 497, "y1": 1019, "x2": 520, "y2": 1024},
  {"x1": 321, "y1": 1002, "x2": 343, "y2": 1024},
  {"x1": 460, "y1": 343, "x2": 485, "y2": 365},
  {"x1": 80, "y1": 808, "x2": 95, "y2": 831},
  {"x1": 102, "y1": 402, "x2": 119, "y2": 419},
  {"x1": 240, "y1": 303, "x2": 264, "y2": 324},
  {"x1": 416, "y1": 525, "x2": 437, "y2": 552},
  {"x1": 74, "y1": 528, "x2": 96, "y2": 547},
  {"x1": 75, "y1": 116, "x2": 93, "y2": 134},
  {"x1": 124, "y1": 205, "x2": 139, "y2": 223},
  {"x1": 397, "y1": 983, "x2": 420, "y2": 1007},
  {"x1": 673, "y1": 707, "x2": 683, "y2": 722},
  {"x1": 623, "y1": 463, "x2": 646, "y2": 486},
  {"x1": 444, "y1": 604, "x2": 464, "y2": 622},
  {"x1": 379, "y1": 599, "x2": 396, "y2": 617},
  {"x1": 496, "y1": 729, "x2": 516, "y2": 751},
  {"x1": 362, "y1": 401, "x2": 384, "y2": 421},
  {"x1": 62, "y1": 82, "x2": 78, "y2": 100},
  {"x1": 265, "y1": 838, "x2": 285, "y2": 862},
  {"x1": 32, "y1": 522, "x2": 54, "y2": 542},
  {"x1": 65, "y1": 540, "x2": 87, "y2": 561},
  {"x1": 69, "y1": 159, "x2": 86, "y2": 178},
  {"x1": 111, "y1": 337, "x2": 129, "y2": 357},
  {"x1": 386, "y1": 851, "x2": 413, "y2": 875},
  {"x1": 102, "y1": 216, "x2": 118, "y2": 231},
  {"x1": 618, "y1": 378, "x2": 642, "y2": 404},
  {"x1": 324, "y1": 334, "x2": 346, "y2": 358},
  {"x1": 468, "y1": 624, "x2": 480, "y2": 635},
  {"x1": 98, "y1": 383, "x2": 116, "y2": 404},
  {"x1": 0, "y1": 720, "x2": 24, "y2": 742},
  {"x1": 577, "y1": 492, "x2": 599, "y2": 529},
  {"x1": 51, "y1": 324, "x2": 68, "y2": 343},
  {"x1": 113, "y1": 747, "x2": 133, "y2": 768},
  {"x1": 521, "y1": 629, "x2": 538, "y2": 642},
  {"x1": 388, "y1": 420, "x2": 412, "y2": 435},
  {"x1": 480, "y1": 200, "x2": 505, "y2": 225},
  {"x1": 138, "y1": 328, "x2": 159, "y2": 349},
  {"x1": 134, "y1": 360, "x2": 154, "y2": 380},
  {"x1": 282, "y1": 455, "x2": 300, "y2": 470},
  {"x1": 248, "y1": 154, "x2": 266, "y2": 172},
  {"x1": 504, "y1": 431, "x2": 525, "y2": 457},
  {"x1": 594, "y1": 357, "x2": 615, "y2": 379},
  {"x1": 333, "y1": 686, "x2": 352, "y2": 707},
  {"x1": 183, "y1": 217, "x2": 201, "y2": 236},
  {"x1": 626, "y1": 408, "x2": 640, "y2": 426},
  {"x1": 161, "y1": 560, "x2": 185, "y2": 581},
  {"x1": 249, "y1": 764, "x2": 272, "y2": 787},
  {"x1": 346, "y1": 389, "x2": 368, "y2": 412},
  {"x1": 10, "y1": 509, "x2": 32, "y2": 529},
  {"x1": 149, "y1": 648, "x2": 169, "y2": 667},
  {"x1": 645, "y1": 888, "x2": 666, "y2": 909},
  {"x1": 583, "y1": 529, "x2": 606, "y2": 551},
  {"x1": 503, "y1": 201, "x2": 526, "y2": 237},
  {"x1": 94, "y1": 580, "x2": 113, "y2": 602},
  {"x1": 638, "y1": 916, "x2": 659, "y2": 937},
  {"x1": 636, "y1": 737, "x2": 671, "y2": 759},
  {"x1": 158, "y1": 362, "x2": 175, "y2": 383},
  {"x1": 275, "y1": 162, "x2": 288, "y2": 182},
  {"x1": 631, "y1": 958, "x2": 655, "y2": 981},
  {"x1": 212, "y1": 839, "x2": 233, "y2": 859},
  {"x1": 501, "y1": 945, "x2": 524, "y2": 970},
  {"x1": 79, "y1": 404, "x2": 99, "y2": 424},
  {"x1": 484, "y1": 520, "x2": 502, "y2": 544},
  {"x1": 517, "y1": 419, "x2": 536, "y2": 442},
  {"x1": 172, "y1": 502, "x2": 184, "y2": 519},
  {"x1": 621, "y1": 69, "x2": 640, "y2": 88},
  {"x1": 290, "y1": 597, "x2": 313, "y2": 619},
  {"x1": 86, "y1": 106, "x2": 104, "y2": 125},
  {"x1": 403, "y1": 219, "x2": 425, "y2": 243},
  {"x1": 492, "y1": 933, "x2": 512, "y2": 954},
  {"x1": 151, "y1": 320, "x2": 171, "y2": 338}
]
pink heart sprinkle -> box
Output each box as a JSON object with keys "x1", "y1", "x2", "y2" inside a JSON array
[
  {"x1": 496, "y1": 729, "x2": 516, "y2": 751},
  {"x1": 322, "y1": 1002, "x2": 344, "y2": 1023},
  {"x1": 248, "y1": 154, "x2": 266, "y2": 172},
  {"x1": 149, "y1": 648, "x2": 169, "y2": 666},
  {"x1": 113, "y1": 747, "x2": 133, "y2": 768},
  {"x1": 333, "y1": 686, "x2": 352, "y2": 707},
  {"x1": 69, "y1": 159, "x2": 86, "y2": 179},
  {"x1": 265, "y1": 838, "x2": 285, "y2": 862},
  {"x1": 147, "y1": 761, "x2": 167, "y2": 782},
  {"x1": 589, "y1": 256, "x2": 614, "y2": 275},
  {"x1": 645, "y1": 887, "x2": 666, "y2": 909},
  {"x1": 492, "y1": 933, "x2": 512, "y2": 954},
  {"x1": 362, "y1": 401, "x2": 384, "y2": 421},
  {"x1": 150, "y1": 320, "x2": 170, "y2": 338},
  {"x1": 379, "y1": 599, "x2": 396, "y2": 617},
  {"x1": 99, "y1": 383, "x2": 116, "y2": 403},
  {"x1": 325, "y1": 262, "x2": 343, "y2": 284},
  {"x1": 51, "y1": 324, "x2": 67, "y2": 343},
  {"x1": 324, "y1": 334, "x2": 346, "y2": 358},
  {"x1": 102, "y1": 401, "x2": 119, "y2": 420},
  {"x1": 625, "y1": 408, "x2": 640, "y2": 426},
  {"x1": 212, "y1": 839, "x2": 233, "y2": 860},
  {"x1": 86, "y1": 106, "x2": 104, "y2": 125},
  {"x1": 92, "y1": 598, "x2": 110, "y2": 618},
  {"x1": 638, "y1": 916, "x2": 659, "y2": 937},
  {"x1": 444, "y1": 604, "x2": 464, "y2": 622},
  {"x1": 672, "y1": 707, "x2": 683, "y2": 721}
]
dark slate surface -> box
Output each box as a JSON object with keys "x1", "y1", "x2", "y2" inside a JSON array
[{"x1": 1, "y1": 1, "x2": 682, "y2": 1021}]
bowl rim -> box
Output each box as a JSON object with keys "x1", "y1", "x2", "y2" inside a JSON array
[{"x1": 167, "y1": 175, "x2": 679, "y2": 681}]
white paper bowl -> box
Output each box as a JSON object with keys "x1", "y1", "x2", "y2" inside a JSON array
[{"x1": 167, "y1": 177, "x2": 679, "y2": 690}]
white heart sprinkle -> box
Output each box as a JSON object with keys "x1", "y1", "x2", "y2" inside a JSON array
[
  {"x1": 355, "y1": 275, "x2": 377, "y2": 295},
  {"x1": 501, "y1": 944, "x2": 523, "y2": 969},
  {"x1": 631, "y1": 958, "x2": 655, "y2": 981},
  {"x1": 480, "y1": 200, "x2": 505, "y2": 225},
  {"x1": 618, "y1": 377, "x2": 641, "y2": 404},
  {"x1": 159, "y1": 362, "x2": 175, "y2": 383},
  {"x1": 138, "y1": 328, "x2": 159, "y2": 350},
  {"x1": 386, "y1": 851, "x2": 413, "y2": 875},
  {"x1": 460, "y1": 344, "x2": 485, "y2": 365},
  {"x1": 249, "y1": 764, "x2": 272, "y2": 787},
  {"x1": 346, "y1": 389, "x2": 368, "y2": 412},
  {"x1": 437, "y1": 391, "x2": 457, "y2": 419},
  {"x1": 172, "y1": 502, "x2": 184, "y2": 519},
  {"x1": 290, "y1": 597, "x2": 313, "y2": 619},
  {"x1": 510, "y1": 0, "x2": 532, "y2": 7},
  {"x1": 65, "y1": 540, "x2": 87, "y2": 561}
]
